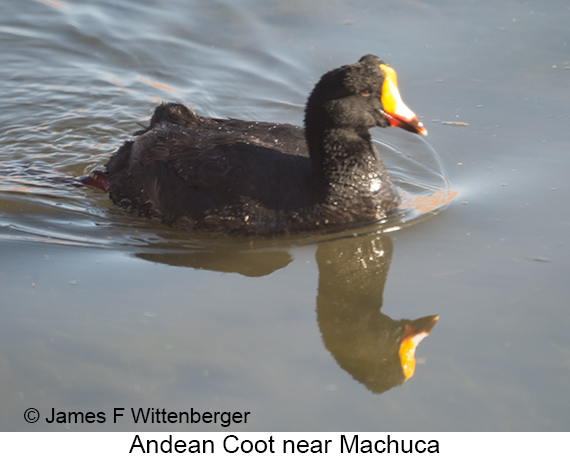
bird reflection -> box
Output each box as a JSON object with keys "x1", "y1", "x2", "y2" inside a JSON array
[
  {"x1": 137, "y1": 246, "x2": 292, "y2": 277},
  {"x1": 135, "y1": 231, "x2": 438, "y2": 394},
  {"x1": 316, "y1": 234, "x2": 438, "y2": 393}
]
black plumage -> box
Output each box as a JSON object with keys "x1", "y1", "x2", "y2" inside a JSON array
[{"x1": 106, "y1": 55, "x2": 426, "y2": 235}]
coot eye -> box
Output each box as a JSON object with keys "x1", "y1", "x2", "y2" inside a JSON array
[{"x1": 360, "y1": 90, "x2": 371, "y2": 97}]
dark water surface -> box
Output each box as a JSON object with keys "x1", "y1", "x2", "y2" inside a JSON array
[{"x1": 1, "y1": 0, "x2": 569, "y2": 431}]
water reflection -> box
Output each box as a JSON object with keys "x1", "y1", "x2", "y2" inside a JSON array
[
  {"x1": 316, "y1": 234, "x2": 437, "y2": 393},
  {"x1": 136, "y1": 232, "x2": 438, "y2": 394},
  {"x1": 138, "y1": 246, "x2": 292, "y2": 277}
]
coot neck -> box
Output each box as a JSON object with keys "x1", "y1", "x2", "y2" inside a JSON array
[{"x1": 306, "y1": 125, "x2": 386, "y2": 191}]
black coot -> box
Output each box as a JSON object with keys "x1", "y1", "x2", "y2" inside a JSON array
[{"x1": 105, "y1": 55, "x2": 427, "y2": 235}]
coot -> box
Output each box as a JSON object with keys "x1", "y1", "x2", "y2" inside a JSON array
[{"x1": 105, "y1": 55, "x2": 427, "y2": 235}]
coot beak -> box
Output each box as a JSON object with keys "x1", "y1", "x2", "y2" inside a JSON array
[
  {"x1": 398, "y1": 314, "x2": 439, "y2": 380},
  {"x1": 379, "y1": 64, "x2": 427, "y2": 136}
]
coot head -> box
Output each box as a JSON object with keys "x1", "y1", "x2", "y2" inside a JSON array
[{"x1": 305, "y1": 55, "x2": 426, "y2": 160}]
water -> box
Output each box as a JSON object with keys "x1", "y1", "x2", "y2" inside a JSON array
[{"x1": 1, "y1": 0, "x2": 569, "y2": 432}]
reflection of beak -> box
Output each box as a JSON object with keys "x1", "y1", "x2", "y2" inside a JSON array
[
  {"x1": 398, "y1": 314, "x2": 439, "y2": 380},
  {"x1": 379, "y1": 64, "x2": 428, "y2": 136}
]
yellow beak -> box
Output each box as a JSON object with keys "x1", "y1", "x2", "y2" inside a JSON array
[{"x1": 380, "y1": 64, "x2": 427, "y2": 136}]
